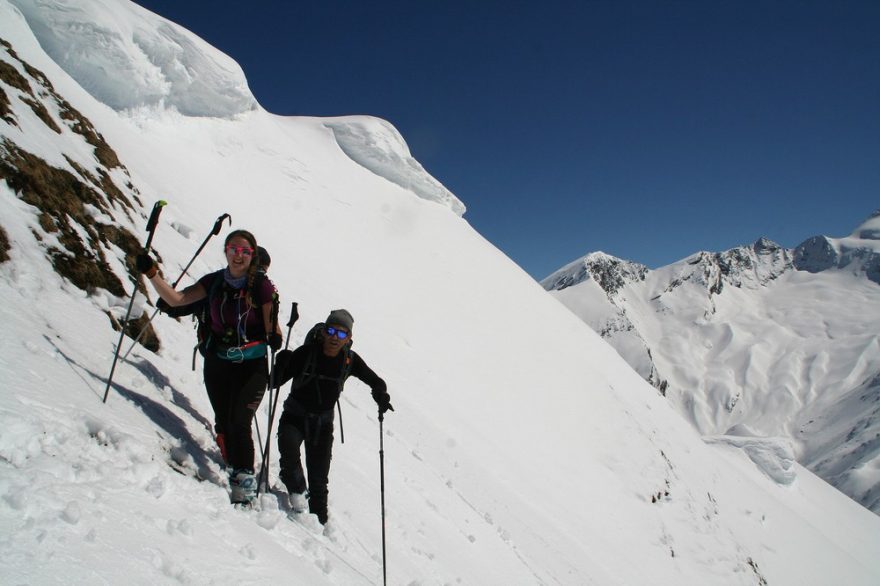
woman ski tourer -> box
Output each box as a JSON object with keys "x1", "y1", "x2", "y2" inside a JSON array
[{"x1": 138, "y1": 229, "x2": 282, "y2": 505}]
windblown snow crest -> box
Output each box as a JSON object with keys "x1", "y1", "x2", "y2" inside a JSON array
[
  {"x1": 325, "y1": 116, "x2": 466, "y2": 216},
  {"x1": 10, "y1": 0, "x2": 257, "y2": 117},
  {"x1": 10, "y1": 0, "x2": 465, "y2": 214}
]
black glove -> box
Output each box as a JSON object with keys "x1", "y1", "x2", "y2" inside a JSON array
[
  {"x1": 156, "y1": 298, "x2": 171, "y2": 314},
  {"x1": 268, "y1": 332, "x2": 283, "y2": 352},
  {"x1": 375, "y1": 392, "x2": 394, "y2": 414},
  {"x1": 135, "y1": 253, "x2": 157, "y2": 278}
]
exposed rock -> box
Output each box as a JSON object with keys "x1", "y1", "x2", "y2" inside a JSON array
[
  {"x1": 0, "y1": 223, "x2": 9, "y2": 262},
  {"x1": 0, "y1": 38, "x2": 158, "y2": 351}
]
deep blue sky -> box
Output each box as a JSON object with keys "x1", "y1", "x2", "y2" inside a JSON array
[{"x1": 134, "y1": 0, "x2": 878, "y2": 279}]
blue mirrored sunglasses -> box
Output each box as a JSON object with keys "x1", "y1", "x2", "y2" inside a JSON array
[{"x1": 325, "y1": 326, "x2": 349, "y2": 340}]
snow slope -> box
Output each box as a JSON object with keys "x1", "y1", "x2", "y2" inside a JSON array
[
  {"x1": 1, "y1": 1, "x2": 879, "y2": 584},
  {"x1": 544, "y1": 220, "x2": 880, "y2": 515}
]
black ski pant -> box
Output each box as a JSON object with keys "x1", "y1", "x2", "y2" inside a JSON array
[
  {"x1": 203, "y1": 353, "x2": 267, "y2": 471},
  {"x1": 277, "y1": 407, "x2": 334, "y2": 523}
]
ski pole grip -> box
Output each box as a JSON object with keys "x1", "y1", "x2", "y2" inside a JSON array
[
  {"x1": 145, "y1": 200, "x2": 167, "y2": 233},
  {"x1": 212, "y1": 213, "x2": 231, "y2": 235},
  {"x1": 143, "y1": 200, "x2": 167, "y2": 250},
  {"x1": 286, "y1": 302, "x2": 299, "y2": 328}
]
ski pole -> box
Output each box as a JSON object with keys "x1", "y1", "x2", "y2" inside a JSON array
[
  {"x1": 379, "y1": 411, "x2": 388, "y2": 586},
  {"x1": 254, "y1": 417, "x2": 264, "y2": 463},
  {"x1": 283, "y1": 302, "x2": 299, "y2": 352},
  {"x1": 103, "y1": 200, "x2": 167, "y2": 403},
  {"x1": 257, "y1": 302, "x2": 297, "y2": 494},
  {"x1": 336, "y1": 399, "x2": 345, "y2": 444},
  {"x1": 256, "y1": 301, "x2": 296, "y2": 496},
  {"x1": 260, "y1": 302, "x2": 299, "y2": 466},
  {"x1": 120, "y1": 213, "x2": 231, "y2": 361}
]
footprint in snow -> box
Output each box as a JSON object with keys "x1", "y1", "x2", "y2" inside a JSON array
[{"x1": 60, "y1": 501, "x2": 81, "y2": 525}]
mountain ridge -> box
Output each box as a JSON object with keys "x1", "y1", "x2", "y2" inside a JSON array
[{"x1": 544, "y1": 213, "x2": 880, "y2": 514}]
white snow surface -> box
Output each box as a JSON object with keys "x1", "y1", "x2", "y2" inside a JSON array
[{"x1": 1, "y1": 1, "x2": 879, "y2": 584}]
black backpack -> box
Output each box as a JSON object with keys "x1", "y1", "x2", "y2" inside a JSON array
[{"x1": 290, "y1": 322, "x2": 354, "y2": 443}]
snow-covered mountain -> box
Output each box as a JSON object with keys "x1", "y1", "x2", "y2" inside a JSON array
[
  {"x1": 1, "y1": 1, "x2": 879, "y2": 584},
  {"x1": 544, "y1": 213, "x2": 880, "y2": 516}
]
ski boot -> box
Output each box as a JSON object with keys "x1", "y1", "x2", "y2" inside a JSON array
[{"x1": 229, "y1": 468, "x2": 257, "y2": 506}]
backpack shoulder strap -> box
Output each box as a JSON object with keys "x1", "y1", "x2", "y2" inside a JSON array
[
  {"x1": 247, "y1": 270, "x2": 280, "y2": 336},
  {"x1": 208, "y1": 269, "x2": 225, "y2": 297},
  {"x1": 200, "y1": 270, "x2": 225, "y2": 321},
  {"x1": 291, "y1": 343, "x2": 320, "y2": 390},
  {"x1": 193, "y1": 270, "x2": 226, "y2": 364},
  {"x1": 250, "y1": 270, "x2": 266, "y2": 306},
  {"x1": 339, "y1": 347, "x2": 354, "y2": 384}
]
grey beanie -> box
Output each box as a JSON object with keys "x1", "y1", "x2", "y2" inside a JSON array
[{"x1": 325, "y1": 309, "x2": 354, "y2": 331}]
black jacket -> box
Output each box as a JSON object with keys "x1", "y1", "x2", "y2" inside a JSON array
[{"x1": 274, "y1": 344, "x2": 387, "y2": 413}]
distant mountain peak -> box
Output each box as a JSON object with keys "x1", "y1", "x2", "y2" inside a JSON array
[
  {"x1": 541, "y1": 250, "x2": 647, "y2": 295},
  {"x1": 851, "y1": 209, "x2": 880, "y2": 240},
  {"x1": 663, "y1": 239, "x2": 793, "y2": 297},
  {"x1": 753, "y1": 236, "x2": 782, "y2": 252},
  {"x1": 794, "y1": 213, "x2": 880, "y2": 283}
]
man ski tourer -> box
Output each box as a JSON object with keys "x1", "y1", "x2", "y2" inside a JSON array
[
  {"x1": 138, "y1": 229, "x2": 283, "y2": 505},
  {"x1": 273, "y1": 309, "x2": 392, "y2": 524}
]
